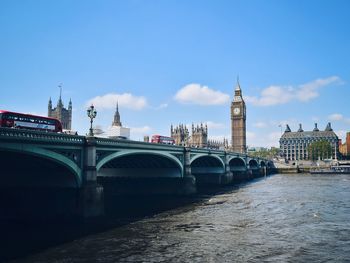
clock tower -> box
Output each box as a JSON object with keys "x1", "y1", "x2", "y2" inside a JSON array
[{"x1": 231, "y1": 78, "x2": 246, "y2": 153}]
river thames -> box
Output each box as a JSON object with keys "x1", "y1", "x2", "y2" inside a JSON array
[{"x1": 9, "y1": 173, "x2": 350, "y2": 262}]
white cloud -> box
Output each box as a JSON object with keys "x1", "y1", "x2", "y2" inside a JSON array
[
  {"x1": 328, "y1": 113, "x2": 343, "y2": 121},
  {"x1": 253, "y1": 121, "x2": 267, "y2": 128},
  {"x1": 245, "y1": 76, "x2": 342, "y2": 106},
  {"x1": 174, "y1": 83, "x2": 230, "y2": 105},
  {"x1": 86, "y1": 93, "x2": 147, "y2": 110},
  {"x1": 327, "y1": 113, "x2": 350, "y2": 124}
]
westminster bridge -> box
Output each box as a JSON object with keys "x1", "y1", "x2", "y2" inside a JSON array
[{"x1": 0, "y1": 127, "x2": 273, "y2": 218}]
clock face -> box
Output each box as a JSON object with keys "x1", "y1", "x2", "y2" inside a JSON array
[{"x1": 233, "y1": 107, "x2": 240, "y2": 115}]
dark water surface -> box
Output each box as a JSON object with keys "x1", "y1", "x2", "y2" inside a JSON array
[{"x1": 8, "y1": 174, "x2": 350, "y2": 262}]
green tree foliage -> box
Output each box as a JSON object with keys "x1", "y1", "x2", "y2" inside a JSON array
[
  {"x1": 307, "y1": 140, "x2": 332, "y2": 161},
  {"x1": 249, "y1": 147, "x2": 280, "y2": 159}
]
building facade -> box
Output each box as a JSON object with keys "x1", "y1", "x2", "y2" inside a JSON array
[
  {"x1": 171, "y1": 124, "x2": 189, "y2": 146},
  {"x1": 171, "y1": 123, "x2": 227, "y2": 149},
  {"x1": 279, "y1": 123, "x2": 339, "y2": 161},
  {"x1": 339, "y1": 132, "x2": 350, "y2": 157},
  {"x1": 190, "y1": 123, "x2": 208, "y2": 148},
  {"x1": 231, "y1": 79, "x2": 246, "y2": 153},
  {"x1": 48, "y1": 93, "x2": 72, "y2": 130}
]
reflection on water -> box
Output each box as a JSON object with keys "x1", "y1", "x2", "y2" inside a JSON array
[{"x1": 6, "y1": 174, "x2": 350, "y2": 262}]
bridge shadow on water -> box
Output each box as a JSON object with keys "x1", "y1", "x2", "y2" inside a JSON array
[{"x1": 0, "y1": 176, "x2": 269, "y2": 262}]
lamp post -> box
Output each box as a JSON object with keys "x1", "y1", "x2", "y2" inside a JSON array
[{"x1": 87, "y1": 104, "x2": 97, "y2": 136}]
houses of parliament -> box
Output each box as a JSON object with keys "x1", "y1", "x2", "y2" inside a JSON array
[
  {"x1": 47, "y1": 81, "x2": 248, "y2": 153},
  {"x1": 171, "y1": 80, "x2": 247, "y2": 153},
  {"x1": 48, "y1": 89, "x2": 72, "y2": 131}
]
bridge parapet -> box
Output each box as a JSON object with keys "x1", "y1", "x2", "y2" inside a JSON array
[{"x1": 0, "y1": 127, "x2": 85, "y2": 144}]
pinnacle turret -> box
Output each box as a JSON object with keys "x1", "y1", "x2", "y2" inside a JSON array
[{"x1": 112, "y1": 102, "x2": 122, "y2": 126}]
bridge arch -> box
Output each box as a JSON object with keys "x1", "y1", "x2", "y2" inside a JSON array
[
  {"x1": 190, "y1": 154, "x2": 225, "y2": 169},
  {"x1": 229, "y1": 157, "x2": 246, "y2": 172},
  {"x1": 249, "y1": 159, "x2": 259, "y2": 169},
  {"x1": 0, "y1": 145, "x2": 82, "y2": 188},
  {"x1": 190, "y1": 154, "x2": 225, "y2": 185},
  {"x1": 97, "y1": 150, "x2": 183, "y2": 178},
  {"x1": 260, "y1": 160, "x2": 266, "y2": 167}
]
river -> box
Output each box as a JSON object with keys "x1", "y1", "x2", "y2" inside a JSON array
[{"x1": 8, "y1": 173, "x2": 350, "y2": 262}]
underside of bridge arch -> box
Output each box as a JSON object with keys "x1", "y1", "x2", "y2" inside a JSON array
[
  {"x1": 260, "y1": 161, "x2": 266, "y2": 167},
  {"x1": 0, "y1": 150, "x2": 80, "y2": 219},
  {"x1": 98, "y1": 153, "x2": 182, "y2": 178},
  {"x1": 249, "y1": 159, "x2": 259, "y2": 169},
  {"x1": 191, "y1": 156, "x2": 225, "y2": 185},
  {"x1": 229, "y1": 157, "x2": 246, "y2": 172},
  {"x1": 97, "y1": 153, "x2": 188, "y2": 195},
  {"x1": 0, "y1": 150, "x2": 78, "y2": 188},
  {"x1": 249, "y1": 159, "x2": 259, "y2": 170}
]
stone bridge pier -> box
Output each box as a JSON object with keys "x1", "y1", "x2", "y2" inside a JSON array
[{"x1": 79, "y1": 136, "x2": 104, "y2": 218}]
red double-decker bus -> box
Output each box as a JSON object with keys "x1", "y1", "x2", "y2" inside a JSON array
[
  {"x1": 151, "y1": 135, "x2": 175, "y2": 145},
  {"x1": 0, "y1": 110, "x2": 63, "y2": 132}
]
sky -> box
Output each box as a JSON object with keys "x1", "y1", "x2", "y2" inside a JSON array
[{"x1": 1, "y1": 0, "x2": 350, "y2": 147}]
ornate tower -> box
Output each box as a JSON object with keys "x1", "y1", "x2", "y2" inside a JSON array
[
  {"x1": 191, "y1": 123, "x2": 208, "y2": 148},
  {"x1": 48, "y1": 97, "x2": 52, "y2": 116},
  {"x1": 112, "y1": 102, "x2": 122, "y2": 127},
  {"x1": 68, "y1": 98, "x2": 72, "y2": 130},
  {"x1": 171, "y1": 124, "x2": 189, "y2": 146},
  {"x1": 48, "y1": 85, "x2": 73, "y2": 130},
  {"x1": 107, "y1": 102, "x2": 130, "y2": 139},
  {"x1": 231, "y1": 78, "x2": 246, "y2": 153}
]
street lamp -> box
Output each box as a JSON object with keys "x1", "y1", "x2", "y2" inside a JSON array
[{"x1": 87, "y1": 104, "x2": 97, "y2": 136}]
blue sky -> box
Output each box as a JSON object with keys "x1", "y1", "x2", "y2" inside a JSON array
[{"x1": 1, "y1": 0, "x2": 349, "y2": 147}]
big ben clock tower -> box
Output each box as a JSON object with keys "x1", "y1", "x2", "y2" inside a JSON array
[{"x1": 231, "y1": 78, "x2": 246, "y2": 153}]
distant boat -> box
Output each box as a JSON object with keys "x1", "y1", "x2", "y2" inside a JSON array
[{"x1": 310, "y1": 165, "x2": 350, "y2": 174}]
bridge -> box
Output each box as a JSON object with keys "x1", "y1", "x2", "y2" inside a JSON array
[{"x1": 0, "y1": 127, "x2": 273, "y2": 218}]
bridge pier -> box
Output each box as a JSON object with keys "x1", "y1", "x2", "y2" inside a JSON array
[
  {"x1": 223, "y1": 154, "x2": 233, "y2": 184},
  {"x1": 181, "y1": 148, "x2": 197, "y2": 194},
  {"x1": 79, "y1": 137, "x2": 104, "y2": 218}
]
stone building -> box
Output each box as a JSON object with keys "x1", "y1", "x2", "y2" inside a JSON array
[
  {"x1": 170, "y1": 124, "x2": 189, "y2": 146},
  {"x1": 279, "y1": 123, "x2": 339, "y2": 161},
  {"x1": 48, "y1": 91, "x2": 72, "y2": 130},
  {"x1": 231, "y1": 78, "x2": 246, "y2": 153},
  {"x1": 171, "y1": 123, "x2": 227, "y2": 149},
  {"x1": 339, "y1": 132, "x2": 350, "y2": 157},
  {"x1": 207, "y1": 138, "x2": 229, "y2": 150},
  {"x1": 190, "y1": 123, "x2": 208, "y2": 148}
]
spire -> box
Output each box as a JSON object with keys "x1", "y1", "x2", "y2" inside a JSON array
[
  {"x1": 68, "y1": 98, "x2": 72, "y2": 109},
  {"x1": 57, "y1": 84, "x2": 63, "y2": 107},
  {"x1": 313, "y1": 123, "x2": 319, "y2": 132},
  {"x1": 285, "y1": 124, "x2": 291, "y2": 133},
  {"x1": 112, "y1": 101, "x2": 122, "y2": 126},
  {"x1": 235, "y1": 75, "x2": 241, "y2": 91},
  {"x1": 48, "y1": 97, "x2": 52, "y2": 116},
  {"x1": 297, "y1": 123, "x2": 304, "y2": 132},
  {"x1": 325, "y1": 122, "x2": 333, "y2": 131}
]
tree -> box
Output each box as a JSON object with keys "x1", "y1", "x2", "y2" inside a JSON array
[
  {"x1": 248, "y1": 147, "x2": 280, "y2": 159},
  {"x1": 308, "y1": 140, "x2": 332, "y2": 161}
]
